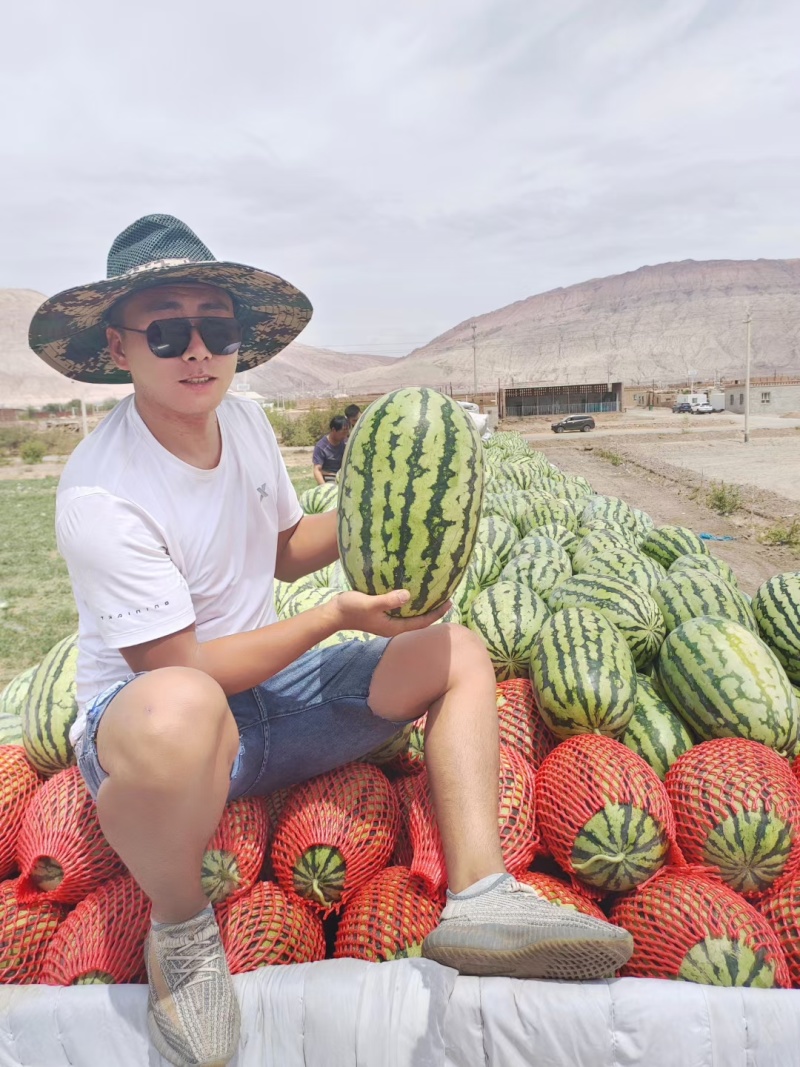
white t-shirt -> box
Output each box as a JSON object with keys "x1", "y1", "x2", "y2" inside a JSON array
[{"x1": 56, "y1": 394, "x2": 303, "y2": 744}]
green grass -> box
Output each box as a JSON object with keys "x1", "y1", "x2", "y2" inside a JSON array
[
  {"x1": 596, "y1": 448, "x2": 624, "y2": 467},
  {"x1": 758, "y1": 519, "x2": 800, "y2": 549},
  {"x1": 0, "y1": 468, "x2": 319, "y2": 689},
  {"x1": 707, "y1": 481, "x2": 741, "y2": 516}
]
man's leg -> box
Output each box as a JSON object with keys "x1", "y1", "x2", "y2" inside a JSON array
[
  {"x1": 368, "y1": 624, "x2": 634, "y2": 980},
  {"x1": 93, "y1": 666, "x2": 241, "y2": 1067}
]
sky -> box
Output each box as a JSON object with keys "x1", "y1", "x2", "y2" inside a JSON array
[{"x1": 1, "y1": 0, "x2": 799, "y2": 355}]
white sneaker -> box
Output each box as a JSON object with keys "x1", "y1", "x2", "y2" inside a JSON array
[{"x1": 422, "y1": 875, "x2": 633, "y2": 980}]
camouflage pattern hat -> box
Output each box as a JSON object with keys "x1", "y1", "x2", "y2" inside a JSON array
[{"x1": 28, "y1": 214, "x2": 313, "y2": 384}]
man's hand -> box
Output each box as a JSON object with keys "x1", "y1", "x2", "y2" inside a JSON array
[{"x1": 326, "y1": 589, "x2": 451, "y2": 638}]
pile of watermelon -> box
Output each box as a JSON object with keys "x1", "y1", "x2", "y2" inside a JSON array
[{"x1": 2, "y1": 410, "x2": 800, "y2": 990}]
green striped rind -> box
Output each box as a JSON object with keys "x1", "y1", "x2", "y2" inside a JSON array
[
  {"x1": 620, "y1": 675, "x2": 694, "y2": 779},
  {"x1": 581, "y1": 548, "x2": 666, "y2": 594},
  {"x1": 500, "y1": 553, "x2": 569, "y2": 598},
  {"x1": 679, "y1": 938, "x2": 778, "y2": 988},
  {"x1": 529, "y1": 607, "x2": 638, "y2": 738},
  {"x1": 298, "y1": 483, "x2": 338, "y2": 514},
  {"x1": 518, "y1": 498, "x2": 579, "y2": 536},
  {"x1": 311, "y1": 563, "x2": 335, "y2": 589},
  {"x1": 581, "y1": 495, "x2": 640, "y2": 535},
  {"x1": 572, "y1": 530, "x2": 638, "y2": 572},
  {"x1": 21, "y1": 632, "x2": 78, "y2": 777},
  {"x1": 273, "y1": 578, "x2": 295, "y2": 615},
  {"x1": 546, "y1": 477, "x2": 594, "y2": 504},
  {"x1": 577, "y1": 518, "x2": 638, "y2": 544},
  {"x1": 656, "y1": 616, "x2": 800, "y2": 758},
  {"x1": 653, "y1": 571, "x2": 757, "y2": 634},
  {"x1": 280, "y1": 586, "x2": 338, "y2": 619},
  {"x1": 476, "y1": 516, "x2": 519, "y2": 564},
  {"x1": 701, "y1": 808, "x2": 793, "y2": 895},
  {"x1": 669, "y1": 553, "x2": 739, "y2": 588},
  {"x1": 328, "y1": 560, "x2": 352, "y2": 592},
  {"x1": 469, "y1": 542, "x2": 504, "y2": 590},
  {"x1": 337, "y1": 388, "x2": 483, "y2": 617},
  {"x1": 490, "y1": 462, "x2": 540, "y2": 491},
  {"x1": 642, "y1": 525, "x2": 710, "y2": 569},
  {"x1": 532, "y1": 522, "x2": 579, "y2": 556},
  {"x1": 482, "y1": 492, "x2": 532, "y2": 531},
  {"x1": 507, "y1": 534, "x2": 572, "y2": 571},
  {"x1": 571, "y1": 802, "x2": 670, "y2": 891},
  {"x1": 0, "y1": 712, "x2": 23, "y2": 745},
  {"x1": 315, "y1": 629, "x2": 372, "y2": 650},
  {"x1": 547, "y1": 575, "x2": 666, "y2": 671},
  {"x1": 752, "y1": 573, "x2": 800, "y2": 685},
  {"x1": 293, "y1": 845, "x2": 347, "y2": 907},
  {"x1": 0, "y1": 664, "x2": 38, "y2": 716},
  {"x1": 630, "y1": 508, "x2": 655, "y2": 543},
  {"x1": 466, "y1": 581, "x2": 551, "y2": 680},
  {"x1": 450, "y1": 565, "x2": 484, "y2": 620}
]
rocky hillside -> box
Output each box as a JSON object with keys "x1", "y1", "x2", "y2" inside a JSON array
[{"x1": 339, "y1": 259, "x2": 800, "y2": 394}]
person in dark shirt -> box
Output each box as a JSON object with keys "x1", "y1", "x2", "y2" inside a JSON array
[
  {"x1": 344, "y1": 403, "x2": 361, "y2": 429},
  {"x1": 312, "y1": 415, "x2": 349, "y2": 484}
]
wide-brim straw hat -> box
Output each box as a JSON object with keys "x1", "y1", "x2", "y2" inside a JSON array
[{"x1": 28, "y1": 214, "x2": 313, "y2": 384}]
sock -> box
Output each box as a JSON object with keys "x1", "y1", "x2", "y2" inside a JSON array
[
  {"x1": 447, "y1": 873, "x2": 512, "y2": 901},
  {"x1": 151, "y1": 904, "x2": 212, "y2": 931}
]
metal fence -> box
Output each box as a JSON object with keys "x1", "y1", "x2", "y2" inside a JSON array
[{"x1": 506, "y1": 400, "x2": 621, "y2": 418}]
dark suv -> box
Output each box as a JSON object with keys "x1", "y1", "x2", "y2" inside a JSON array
[
  {"x1": 551, "y1": 414, "x2": 595, "y2": 434},
  {"x1": 672, "y1": 402, "x2": 693, "y2": 413}
]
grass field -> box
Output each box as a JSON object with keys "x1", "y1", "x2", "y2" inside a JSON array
[{"x1": 0, "y1": 466, "x2": 320, "y2": 689}]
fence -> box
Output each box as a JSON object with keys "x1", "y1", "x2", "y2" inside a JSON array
[{"x1": 505, "y1": 399, "x2": 621, "y2": 418}]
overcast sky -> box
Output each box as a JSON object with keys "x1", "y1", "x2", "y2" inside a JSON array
[{"x1": 1, "y1": 0, "x2": 799, "y2": 354}]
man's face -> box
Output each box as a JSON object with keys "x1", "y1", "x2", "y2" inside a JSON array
[
  {"x1": 347, "y1": 414, "x2": 359, "y2": 430},
  {"x1": 106, "y1": 283, "x2": 238, "y2": 416},
  {"x1": 330, "y1": 426, "x2": 349, "y2": 445}
]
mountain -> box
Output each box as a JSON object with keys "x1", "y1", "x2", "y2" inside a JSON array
[
  {"x1": 338, "y1": 259, "x2": 800, "y2": 394},
  {"x1": 0, "y1": 289, "x2": 392, "y2": 405}
]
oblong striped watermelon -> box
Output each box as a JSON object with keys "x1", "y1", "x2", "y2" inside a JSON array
[
  {"x1": 334, "y1": 866, "x2": 441, "y2": 962},
  {"x1": 547, "y1": 574, "x2": 666, "y2": 671},
  {"x1": 656, "y1": 616, "x2": 800, "y2": 758},
  {"x1": 759, "y1": 872, "x2": 800, "y2": 987},
  {"x1": 581, "y1": 547, "x2": 666, "y2": 594},
  {"x1": 0, "y1": 713, "x2": 23, "y2": 745},
  {"x1": 642, "y1": 525, "x2": 710, "y2": 569},
  {"x1": 468, "y1": 542, "x2": 504, "y2": 590},
  {"x1": 669, "y1": 552, "x2": 738, "y2": 588},
  {"x1": 752, "y1": 572, "x2": 800, "y2": 685},
  {"x1": 466, "y1": 582, "x2": 550, "y2": 680},
  {"x1": 0, "y1": 664, "x2": 38, "y2": 716},
  {"x1": 580, "y1": 495, "x2": 641, "y2": 536},
  {"x1": 529, "y1": 607, "x2": 637, "y2": 739},
  {"x1": 653, "y1": 570, "x2": 757, "y2": 634},
  {"x1": 531, "y1": 522, "x2": 579, "y2": 556},
  {"x1": 499, "y1": 552, "x2": 568, "y2": 599},
  {"x1": 507, "y1": 534, "x2": 571, "y2": 571},
  {"x1": 21, "y1": 633, "x2": 78, "y2": 778},
  {"x1": 338, "y1": 388, "x2": 484, "y2": 617},
  {"x1": 298, "y1": 483, "x2": 338, "y2": 514},
  {"x1": 476, "y1": 515, "x2": 519, "y2": 564},
  {"x1": 572, "y1": 529, "x2": 638, "y2": 572},
  {"x1": 620, "y1": 675, "x2": 694, "y2": 780}
]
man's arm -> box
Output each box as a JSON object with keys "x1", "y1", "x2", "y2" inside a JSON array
[
  {"x1": 312, "y1": 464, "x2": 326, "y2": 485},
  {"x1": 274, "y1": 510, "x2": 338, "y2": 582}
]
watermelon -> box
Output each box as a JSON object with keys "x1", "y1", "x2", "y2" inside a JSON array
[
  {"x1": 517, "y1": 498, "x2": 578, "y2": 536},
  {"x1": 642, "y1": 525, "x2": 709, "y2": 569},
  {"x1": 653, "y1": 570, "x2": 757, "y2": 633},
  {"x1": 469, "y1": 542, "x2": 504, "y2": 590},
  {"x1": 620, "y1": 675, "x2": 694, "y2": 780},
  {"x1": 327, "y1": 559, "x2": 352, "y2": 592},
  {"x1": 279, "y1": 585, "x2": 337, "y2": 619},
  {"x1": 0, "y1": 664, "x2": 38, "y2": 716},
  {"x1": 202, "y1": 797, "x2": 269, "y2": 905},
  {"x1": 759, "y1": 872, "x2": 800, "y2": 987},
  {"x1": 298, "y1": 483, "x2": 338, "y2": 514},
  {"x1": 338, "y1": 388, "x2": 484, "y2": 617},
  {"x1": 21, "y1": 633, "x2": 78, "y2": 777},
  {"x1": 581, "y1": 495, "x2": 641, "y2": 535},
  {"x1": 516, "y1": 871, "x2": 606, "y2": 919},
  {"x1": 581, "y1": 548, "x2": 666, "y2": 594},
  {"x1": 334, "y1": 866, "x2": 440, "y2": 962},
  {"x1": 0, "y1": 878, "x2": 69, "y2": 984},
  {"x1": 466, "y1": 582, "x2": 550, "y2": 680},
  {"x1": 529, "y1": 607, "x2": 637, "y2": 739},
  {"x1": 476, "y1": 515, "x2": 518, "y2": 564},
  {"x1": 0, "y1": 713, "x2": 23, "y2": 745},
  {"x1": 529, "y1": 522, "x2": 578, "y2": 556},
  {"x1": 547, "y1": 574, "x2": 666, "y2": 671},
  {"x1": 217, "y1": 880, "x2": 327, "y2": 971},
  {"x1": 656, "y1": 616, "x2": 800, "y2": 758},
  {"x1": 752, "y1": 572, "x2": 800, "y2": 685},
  {"x1": 482, "y1": 491, "x2": 531, "y2": 532},
  {"x1": 609, "y1": 869, "x2": 790, "y2": 987},
  {"x1": 495, "y1": 678, "x2": 557, "y2": 770},
  {"x1": 499, "y1": 553, "x2": 568, "y2": 599},
  {"x1": 669, "y1": 553, "x2": 738, "y2": 588},
  {"x1": 507, "y1": 534, "x2": 571, "y2": 572},
  {"x1": 1, "y1": 745, "x2": 40, "y2": 879},
  {"x1": 572, "y1": 530, "x2": 638, "y2": 572}
]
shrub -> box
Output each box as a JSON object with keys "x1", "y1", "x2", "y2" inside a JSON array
[
  {"x1": 706, "y1": 482, "x2": 741, "y2": 516},
  {"x1": 266, "y1": 403, "x2": 347, "y2": 447},
  {"x1": 19, "y1": 439, "x2": 47, "y2": 464},
  {"x1": 758, "y1": 519, "x2": 800, "y2": 548},
  {"x1": 597, "y1": 448, "x2": 623, "y2": 466}
]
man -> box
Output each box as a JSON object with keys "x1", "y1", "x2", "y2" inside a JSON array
[
  {"x1": 344, "y1": 403, "x2": 361, "y2": 429},
  {"x1": 311, "y1": 414, "x2": 349, "y2": 484},
  {"x1": 29, "y1": 214, "x2": 632, "y2": 1067}
]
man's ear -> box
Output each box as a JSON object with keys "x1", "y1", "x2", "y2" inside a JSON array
[{"x1": 106, "y1": 326, "x2": 130, "y2": 372}]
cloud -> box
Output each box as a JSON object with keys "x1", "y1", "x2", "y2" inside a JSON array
[{"x1": 1, "y1": 0, "x2": 799, "y2": 352}]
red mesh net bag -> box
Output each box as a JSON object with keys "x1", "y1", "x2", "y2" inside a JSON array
[
  {"x1": 0, "y1": 877, "x2": 69, "y2": 983},
  {"x1": 665, "y1": 738, "x2": 800, "y2": 900},
  {"x1": 610, "y1": 868, "x2": 791, "y2": 987},
  {"x1": 517, "y1": 871, "x2": 607, "y2": 920},
  {"x1": 334, "y1": 866, "x2": 442, "y2": 962},
  {"x1": 16, "y1": 765, "x2": 125, "y2": 904},
  {"x1": 496, "y1": 679, "x2": 557, "y2": 771},
  {"x1": 408, "y1": 745, "x2": 538, "y2": 897},
  {"x1": 392, "y1": 775, "x2": 416, "y2": 867},
  {"x1": 270, "y1": 762, "x2": 399, "y2": 916},
  {"x1": 387, "y1": 714, "x2": 427, "y2": 776},
  {"x1": 202, "y1": 796, "x2": 269, "y2": 905},
  {"x1": 535, "y1": 735, "x2": 682, "y2": 898},
  {"x1": 1, "y1": 745, "x2": 40, "y2": 879},
  {"x1": 216, "y1": 880, "x2": 326, "y2": 972},
  {"x1": 759, "y1": 872, "x2": 800, "y2": 987},
  {"x1": 40, "y1": 873, "x2": 150, "y2": 985}
]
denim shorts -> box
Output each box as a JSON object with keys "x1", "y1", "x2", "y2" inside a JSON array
[{"x1": 75, "y1": 637, "x2": 412, "y2": 803}]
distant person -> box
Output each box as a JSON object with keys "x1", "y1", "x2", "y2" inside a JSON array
[
  {"x1": 344, "y1": 403, "x2": 361, "y2": 429},
  {"x1": 312, "y1": 415, "x2": 349, "y2": 484}
]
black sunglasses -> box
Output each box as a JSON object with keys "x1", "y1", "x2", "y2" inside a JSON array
[{"x1": 110, "y1": 317, "x2": 243, "y2": 359}]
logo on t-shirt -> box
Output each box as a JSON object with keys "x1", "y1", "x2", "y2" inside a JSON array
[{"x1": 257, "y1": 483, "x2": 268, "y2": 501}]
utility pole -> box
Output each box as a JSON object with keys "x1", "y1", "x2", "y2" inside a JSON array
[
  {"x1": 471, "y1": 322, "x2": 477, "y2": 399},
  {"x1": 743, "y1": 311, "x2": 752, "y2": 444}
]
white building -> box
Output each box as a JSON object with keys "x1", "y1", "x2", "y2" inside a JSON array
[{"x1": 724, "y1": 379, "x2": 800, "y2": 416}]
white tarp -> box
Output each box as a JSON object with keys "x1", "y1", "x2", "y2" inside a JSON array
[{"x1": 0, "y1": 960, "x2": 798, "y2": 1067}]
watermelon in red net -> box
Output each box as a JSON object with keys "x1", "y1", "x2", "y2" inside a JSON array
[
  {"x1": 40, "y1": 873, "x2": 150, "y2": 985},
  {"x1": 334, "y1": 866, "x2": 441, "y2": 962},
  {"x1": 496, "y1": 678, "x2": 557, "y2": 771},
  {"x1": 0, "y1": 745, "x2": 40, "y2": 879},
  {"x1": 535, "y1": 735, "x2": 681, "y2": 896},
  {"x1": 759, "y1": 872, "x2": 800, "y2": 987},
  {"x1": 517, "y1": 871, "x2": 607, "y2": 920},
  {"x1": 665, "y1": 738, "x2": 800, "y2": 899},
  {"x1": 392, "y1": 776, "x2": 416, "y2": 867},
  {"x1": 202, "y1": 797, "x2": 269, "y2": 905},
  {"x1": 270, "y1": 763, "x2": 399, "y2": 915},
  {"x1": 16, "y1": 766, "x2": 125, "y2": 904},
  {"x1": 216, "y1": 880, "x2": 325, "y2": 972},
  {"x1": 0, "y1": 878, "x2": 69, "y2": 983},
  {"x1": 408, "y1": 745, "x2": 538, "y2": 897},
  {"x1": 609, "y1": 868, "x2": 791, "y2": 987}
]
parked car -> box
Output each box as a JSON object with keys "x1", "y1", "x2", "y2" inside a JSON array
[
  {"x1": 692, "y1": 403, "x2": 714, "y2": 414},
  {"x1": 672, "y1": 402, "x2": 693, "y2": 413},
  {"x1": 551, "y1": 414, "x2": 595, "y2": 433}
]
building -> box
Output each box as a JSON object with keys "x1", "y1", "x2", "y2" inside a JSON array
[
  {"x1": 723, "y1": 378, "x2": 800, "y2": 415},
  {"x1": 498, "y1": 382, "x2": 623, "y2": 419}
]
